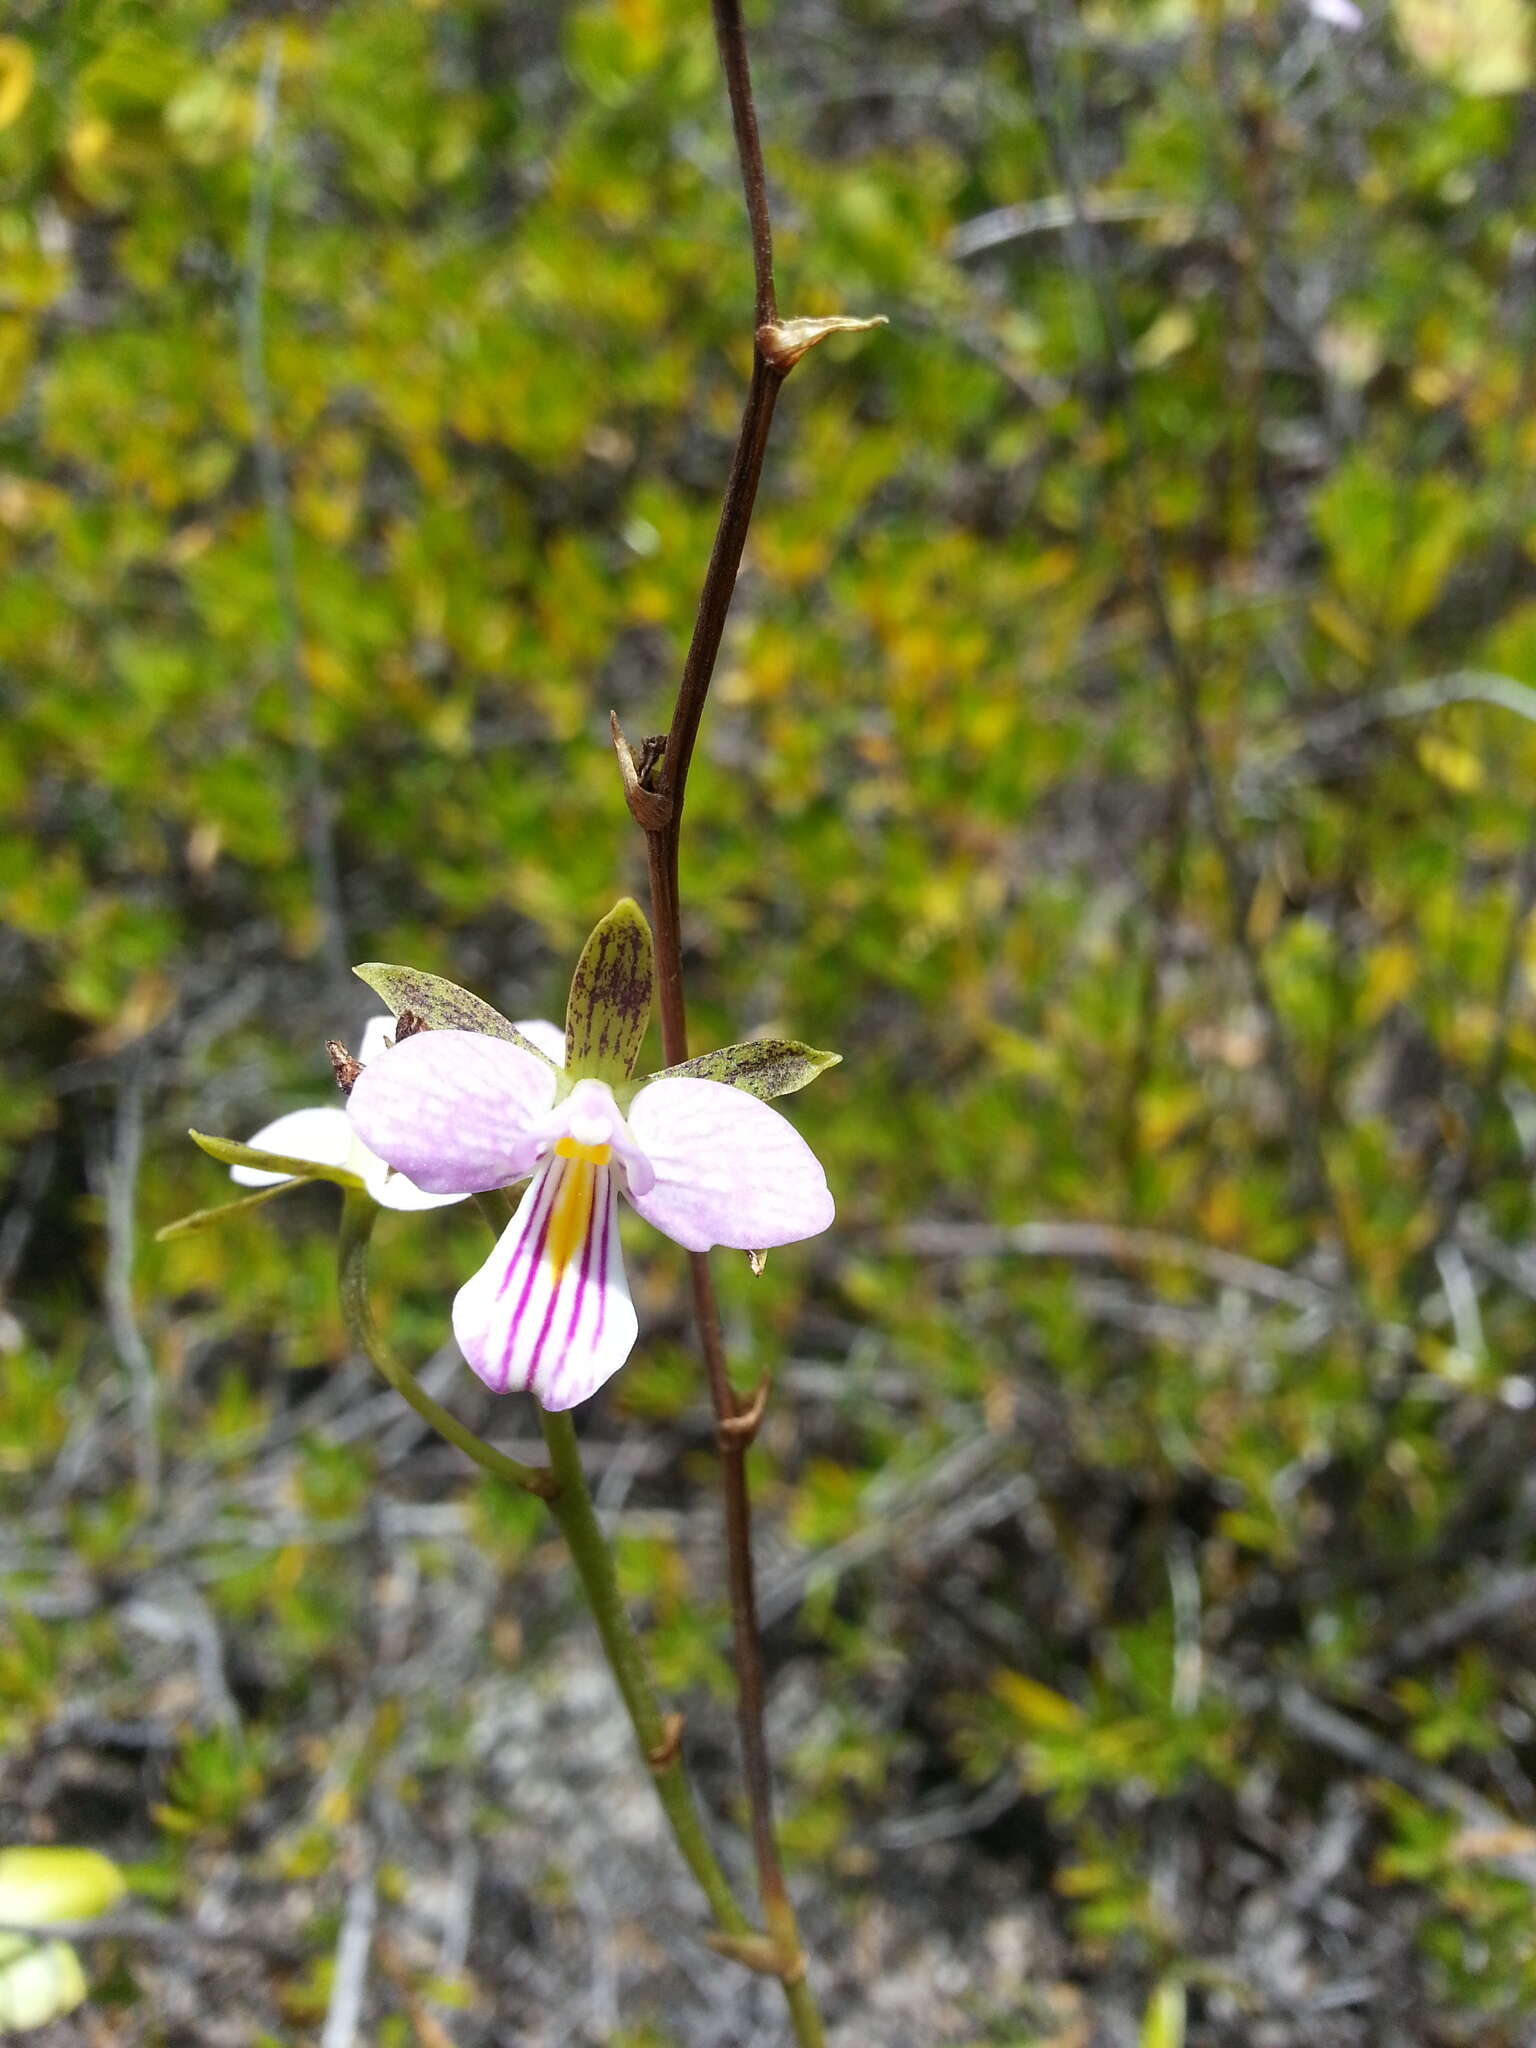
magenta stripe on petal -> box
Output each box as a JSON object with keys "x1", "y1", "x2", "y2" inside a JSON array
[
  {"x1": 594, "y1": 1183, "x2": 611, "y2": 1352},
  {"x1": 498, "y1": 1166, "x2": 562, "y2": 1391},
  {"x1": 500, "y1": 1162, "x2": 560, "y2": 1305},
  {"x1": 454, "y1": 1165, "x2": 557, "y2": 1395},
  {"x1": 452, "y1": 1160, "x2": 638, "y2": 1409},
  {"x1": 520, "y1": 1163, "x2": 585, "y2": 1400},
  {"x1": 541, "y1": 1169, "x2": 610, "y2": 1409}
]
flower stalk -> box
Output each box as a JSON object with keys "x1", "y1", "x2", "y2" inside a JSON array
[
  {"x1": 336, "y1": 1193, "x2": 764, "y2": 1945},
  {"x1": 337, "y1": 1194, "x2": 552, "y2": 1497},
  {"x1": 199, "y1": 0, "x2": 868, "y2": 2028},
  {"x1": 535, "y1": 1405, "x2": 755, "y2": 1943}
]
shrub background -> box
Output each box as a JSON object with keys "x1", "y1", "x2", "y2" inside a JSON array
[{"x1": 6, "y1": 0, "x2": 1536, "y2": 2040}]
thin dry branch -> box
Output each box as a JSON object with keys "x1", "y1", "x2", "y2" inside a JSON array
[
  {"x1": 99, "y1": 1062, "x2": 161, "y2": 1505},
  {"x1": 620, "y1": 0, "x2": 829, "y2": 2032},
  {"x1": 893, "y1": 1217, "x2": 1335, "y2": 1313},
  {"x1": 319, "y1": 1850, "x2": 378, "y2": 2048}
]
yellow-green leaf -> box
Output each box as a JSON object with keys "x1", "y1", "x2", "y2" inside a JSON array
[
  {"x1": 1140, "y1": 1977, "x2": 1187, "y2": 2048},
  {"x1": 188, "y1": 1131, "x2": 365, "y2": 1188},
  {"x1": 156, "y1": 1179, "x2": 307, "y2": 1241},
  {"x1": 993, "y1": 1671, "x2": 1083, "y2": 1732},
  {"x1": 1394, "y1": 0, "x2": 1531, "y2": 94},
  {"x1": 0, "y1": 1937, "x2": 88, "y2": 2030},
  {"x1": 0, "y1": 39, "x2": 35, "y2": 131},
  {"x1": 1416, "y1": 732, "x2": 1483, "y2": 794},
  {"x1": 0, "y1": 1847, "x2": 126, "y2": 1925}
]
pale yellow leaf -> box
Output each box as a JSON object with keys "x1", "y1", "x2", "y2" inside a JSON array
[
  {"x1": 1141, "y1": 1977, "x2": 1187, "y2": 2048},
  {"x1": 1394, "y1": 0, "x2": 1532, "y2": 94},
  {"x1": 0, "y1": 39, "x2": 34, "y2": 131},
  {"x1": 0, "y1": 1848, "x2": 126, "y2": 1926},
  {"x1": 993, "y1": 1670, "x2": 1083, "y2": 1732},
  {"x1": 0, "y1": 1937, "x2": 89, "y2": 2030},
  {"x1": 1415, "y1": 732, "x2": 1483, "y2": 793}
]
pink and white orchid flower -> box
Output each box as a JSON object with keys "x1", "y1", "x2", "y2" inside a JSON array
[
  {"x1": 346, "y1": 1029, "x2": 834, "y2": 1411},
  {"x1": 231, "y1": 1015, "x2": 565, "y2": 1213},
  {"x1": 340, "y1": 901, "x2": 837, "y2": 1411}
]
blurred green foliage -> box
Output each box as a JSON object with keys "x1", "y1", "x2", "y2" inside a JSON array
[{"x1": 7, "y1": 0, "x2": 1536, "y2": 2035}]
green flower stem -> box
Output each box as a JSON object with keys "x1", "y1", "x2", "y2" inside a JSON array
[
  {"x1": 337, "y1": 1194, "x2": 554, "y2": 1499},
  {"x1": 537, "y1": 1407, "x2": 753, "y2": 1941},
  {"x1": 335, "y1": 1195, "x2": 757, "y2": 1955}
]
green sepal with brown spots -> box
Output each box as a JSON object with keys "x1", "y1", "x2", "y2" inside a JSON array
[
  {"x1": 352, "y1": 964, "x2": 558, "y2": 1068},
  {"x1": 565, "y1": 898, "x2": 654, "y2": 1083},
  {"x1": 639, "y1": 1038, "x2": 840, "y2": 1102}
]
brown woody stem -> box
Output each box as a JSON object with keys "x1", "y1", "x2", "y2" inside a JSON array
[{"x1": 628, "y1": 0, "x2": 823, "y2": 2037}]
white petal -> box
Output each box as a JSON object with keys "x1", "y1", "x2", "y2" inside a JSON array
[
  {"x1": 359, "y1": 1146, "x2": 467, "y2": 1212},
  {"x1": 358, "y1": 1015, "x2": 398, "y2": 1063},
  {"x1": 452, "y1": 1158, "x2": 637, "y2": 1409},
  {"x1": 230, "y1": 1106, "x2": 354, "y2": 1187},
  {"x1": 514, "y1": 1017, "x2": 567, "y2": 1066}
]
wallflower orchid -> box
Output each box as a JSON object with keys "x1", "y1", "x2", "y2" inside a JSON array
[{"x1": 344, "y1": 901, "x2": 837, "y2": 1411}]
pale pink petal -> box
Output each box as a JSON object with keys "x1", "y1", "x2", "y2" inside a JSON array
[
  {"x1": 359, "y1": 1147, "x2": 466, "y2": 1212},
  {"x1": 1307, "y1": 0, "x2": 1362, "y2": 23},
  {"x1": 607, "y1": 1117, "x2": 656, "y2": 1197},
  {"x1": 347, "y1": 1030, "x2": 558, "y2": 1195},
  {"x1": 514, "y1": 1017, "x2": 567, "y2": 1066},
  {"x1": 453, "y1": 1157, "x2": 637, "y2": 1408},
  {"x1": 623, "y1": 1077, "x2": 834, "y2": 1253},
  {"x1": 358, "y1": 1015, "x2": 397, "y2": 1063},
  {"x1": 231, "y1": 1106, "x2": 354, "y2": 1187}
]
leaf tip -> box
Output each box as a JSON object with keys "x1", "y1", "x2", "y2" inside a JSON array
[{"x1": 758, "y1": 313, "x2": 889, "y2": 372}]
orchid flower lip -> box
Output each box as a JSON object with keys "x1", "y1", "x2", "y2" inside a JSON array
[{"x1": 454, "y1": 1148, "x2": 637, "y2": 1408}]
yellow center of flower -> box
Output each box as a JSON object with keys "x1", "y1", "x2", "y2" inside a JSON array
[
  {"x1": 546, "y1": 1137, "x2": 613, "y2": 1277},
  {"x1": 554, "y1": 1138, "x2": 613, "y2": 1166}
]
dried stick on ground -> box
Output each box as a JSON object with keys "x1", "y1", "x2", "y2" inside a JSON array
[
  {"x1": 319, "y1": 1850, "x2": 378, "y2": 2048},
  {"x1": 99, "y1": 1060, "x2": 160, "y2": 1506},
  {"x1": 893, "y1": 1217, "x2": 1335, "y2": 1313}
]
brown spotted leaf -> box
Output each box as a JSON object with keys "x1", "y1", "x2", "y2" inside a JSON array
[
  {"x1": 640, "y1": 1038, "x2": 840, "y2": 1102},
  {"x1": 352, "y1": 965, "x2": 557, "y2": 1067},
  {"x1": 565, "y1": 898, "x2": 654, "y2": 1083}
]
